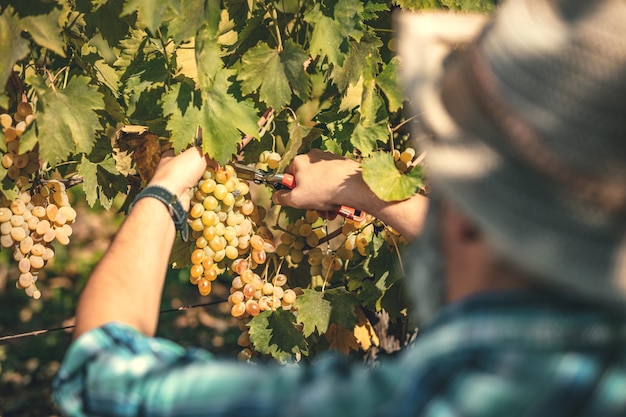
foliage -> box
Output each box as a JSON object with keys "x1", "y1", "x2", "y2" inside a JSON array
[{"x1": 0, "y1": 1, "x2": 497, "y2": 412}]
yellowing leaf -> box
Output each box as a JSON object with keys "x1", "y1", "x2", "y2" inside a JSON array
[{"x1": 353, "y1": 307, "x2": 379, "y2": 351}]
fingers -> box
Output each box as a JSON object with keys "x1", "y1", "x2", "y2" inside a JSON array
[{"x1": 272, "y1": 189, "x2": 289, "y2": 206}]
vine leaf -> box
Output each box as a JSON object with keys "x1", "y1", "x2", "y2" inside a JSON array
[
  {"x1": 376, "y1": 57, "x2": 405, "y2": 113},
  {"x1": 396, "y1": 0, "x2": 495, "y2": 12},
  {"x1": 353, "y1": 307, "x2": 379, "y2": 351},
  {"x1": 304, "y1": 0, "x2": 364, "y2": 67},
  {"x1": 0, "y1": 7, "x2": 30, "y2": 90},
  {"x1": 163, "y1": 69, "x2": 259, "y2": 164},
  {"x1": 362, "y1": 151, "x2": 423, "y2": 201},
  {"x1": 78, "y1": 155, "x2": 128, "y2": 209},
  {"x1": 325, "y1": 287, "x2": 359, "y2": 329},
  {"x1": 350, "y1": 123, "x2": 387, "y2": 157},
  {"x1": 277, "y1": 123, "x2": 322, "y2": 173},
  {"x1": 238, "y1": 40, "x2": 310, "y2": 111},
  {"x1": 20, "y1": 8, "x2": 66, "y2": 57},
  {"x1": 238, "y1": 41, "x2": 293, "y2": 111},
  {"x1": 25, "y1": 75, "x2": 104, "y2": 165},
  {"x1": 332, "y1": 32, "x2": 383, "y2": 92},
  {"x1": 121, "y1": 0, "x2": 174, "y2": 33},
  {"x1": 168, "y1": 0, "x2": 206, "y2": 43},
  {"x1": 293, "y1": 289, "x2": 332, "y2": 337},
  {"x1": 248, "y1": 309, "x2": 309, "y2": 362}
]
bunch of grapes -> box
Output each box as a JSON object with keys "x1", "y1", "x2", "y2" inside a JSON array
[
  {"x1": 257, "y1": 149, "x2": 282, "y2": 170},
  {"x1": 187, "y1": 165, "x2": 272, "y2": 296},
  {"x1": 227, "y1": 263, "x2": 302, "y2": 360},
  {"x1": 0, "y1": 181, "x2": 76, "y2": 299},
  {"x1": 392, "y1": 146, "x2": 419, "y2": 173},
  {"x1": 275, "y1": 209, "x2": 323, "y2": 265},
  {"x1": 1, "y1": 103, "x2": 77, "y2": 299}
]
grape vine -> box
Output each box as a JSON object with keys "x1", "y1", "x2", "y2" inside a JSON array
[{"x1": 0, "y1": 0, "x2": 496, "y2": 362}]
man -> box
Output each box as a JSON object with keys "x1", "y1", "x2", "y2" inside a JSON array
[{"x1": 53, "y1": 0, "x2": 626, "y2": 416}]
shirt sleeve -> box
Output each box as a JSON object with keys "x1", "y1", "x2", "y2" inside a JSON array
[{"x1": 51, "y1": 322, "x2": 408, "y2": 417}]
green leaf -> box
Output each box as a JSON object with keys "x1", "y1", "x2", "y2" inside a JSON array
[
  {"x1": 78, "y1": 155, "x2": 127, "y2": 209},
  {"x1": 394, "y1": 0, "x2": 440, "y2": 9},
  {"x1": 248, "y1": 309, "x2": 308, "y2": 362},
  {"x1": 394, "y1": 0, "x2": 495, "y2": 12},
  {"x1": 441, "y1": 0, "x2": 496, "y2": 12},
  {"x1": 361, "y1": 79, "x2": 388, "y2": 127},
  {"x1": 325, "y1": 287, "x2": 359, "y2": 330},
  {"x1": 362, "y1": 151, "x2": 423, "y2": 201},
  {"x1": 376, "y1": 57, "x2": 404, "y2": 113},
  {"x1": 350, "y1": 122, "x2": 387, "y2": 156},
  {"x1": 168, "y1": 0, "x2": 206, "y2": 43},
  {"x1": 277, "y1": 123, "x2": 322, "y2": 172},
  {"x1": 304, "y1": 0, "x2": 364, "y2": 67},
  {"x1": 332, "y1": 31, "x2": 383, "y2": 92},
  {"x1": 293, "y1": 289, "x2": 332, "y2": 337},
  {"x1": 163, "y1": 70, "x2": 259, "y2": 163},
  {"x1": 378, "y1": 278, "x2": 411, "y2": 320},
  {"x1": 195, "y1": 25, "x2": 223, "y2": 90},
  {"x1": 358, "y1": 278, "x2": 384, "y2": 311},
  {"x1": 20, "y1": 8, "x2": 66, "y2": 57},
  {"x1": 363, "y1": 1, "x2": 389, "y2": 20},
  {"x1": 122, "y1": 0, "x2": 177, "y2": 33},
  {"x1": 281, "y1": 40, "x2": 312, "y2": 102},
  {"x1": 238, "y1": 41, "x2": 292, "y2": 111},
  {"x1": 0, "y1": 7, "x2": 30, "y2": 90},
  {"x1": 28, "y1": 75, "x2": 104, "y2": 165}
]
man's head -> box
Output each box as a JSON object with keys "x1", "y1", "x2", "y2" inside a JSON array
[{"x1": 398, "y1": 0, "x2": 626, "y2": 318}]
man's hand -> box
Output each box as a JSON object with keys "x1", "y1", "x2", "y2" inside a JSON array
[
  {"x1": 271, "y1": 149, "x2": 366, "y2": 212},
  {"x1": 271, "y1": 149, "x2": 429, "y2": 241}
]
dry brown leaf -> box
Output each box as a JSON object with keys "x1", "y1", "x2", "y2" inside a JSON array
[
  {"x1": 114, "y1": 125, "x2": 167, "y2": 183},
  {"x1": 325, "y1": 323, "x2": 360, "y2": 355}
]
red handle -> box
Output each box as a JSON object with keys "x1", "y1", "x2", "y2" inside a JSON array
[
  {"x1": 281, "y1": 173, "x2": 296, "y2": 189},
  {"x1": 285, "y1": 174, "x2": 366, "y2": 222}
]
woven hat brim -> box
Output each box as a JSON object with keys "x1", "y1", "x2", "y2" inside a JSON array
[{"x1": 397, "y1": 11, "x2": 626, "y2": 306}]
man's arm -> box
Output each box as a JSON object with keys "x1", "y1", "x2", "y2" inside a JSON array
[
  {"x1": 271, "y1": 149, "x2": 428, "y2": 241},
  {"x1": 72, "y1": 147, "x2": 207, "y2": 338}
]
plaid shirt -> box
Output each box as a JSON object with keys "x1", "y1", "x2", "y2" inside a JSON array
[{"x1": 52, "y1": 290, "x2": 626, "y2": 417}]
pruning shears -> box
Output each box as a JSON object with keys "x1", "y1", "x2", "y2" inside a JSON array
[{"x1": 231, "y1": 163, "x2": 367, "y2": 222}]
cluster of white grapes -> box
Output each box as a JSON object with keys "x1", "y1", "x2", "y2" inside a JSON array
[
  {"x1": 227, "y1": 263, "x2": 303, "y2": 360},
  {"x1": 0, "y1": 182, "x2": 75, "y2": 299},
  {"x1": 187, "y1": 165, "x2": 273, "y2": 296},
  {"x1": 1, "y1": 103, "x2": 77, "y2": 298},
  {"x1": 392, "y1": 146, "x2": 418, "y2": 173},
  {"x1": 257, "y1": 149, "x2": 282, "y2": 170},
  {"x1": 275, "y1": 209, "x2": 323, "y2": 265}
]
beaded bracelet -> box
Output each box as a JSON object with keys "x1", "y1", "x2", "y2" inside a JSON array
[{"x1": 132, "y1": 185, "x2": 189, "y2": 241}]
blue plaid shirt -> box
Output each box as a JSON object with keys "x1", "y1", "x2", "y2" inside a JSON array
[{"x1": 52, "y1": 290, "x2": 626, "y2": 416}]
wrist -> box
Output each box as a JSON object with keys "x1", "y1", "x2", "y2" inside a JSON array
[{"x1": 132, "y1": 185, "x2": 189, "y2": 241}]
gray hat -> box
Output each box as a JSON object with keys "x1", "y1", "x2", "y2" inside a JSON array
[{"x1": 398, "y1": 0, "x2": 626, "y2": 306}]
